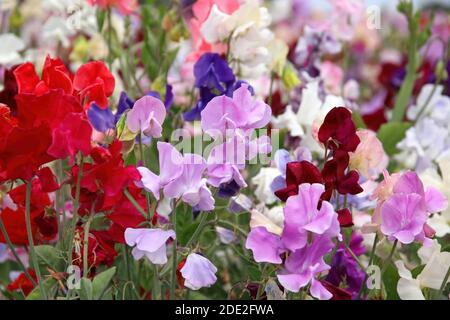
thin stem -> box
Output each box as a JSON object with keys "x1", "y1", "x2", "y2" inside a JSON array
[
  {"x1": 170, "y1": 209, "x2": 177, "y2": 300},
  {"x1": 268, "y1": 73, "x2": 275, "y2": 106},
  {"x1": 138, "y1": 133, "x2": 153, "y2": 221},
  {"x1": 82, "y1": 206, "x2": 95, "y2": 278},
  {"x1": 66, "y1": 155, "x2": 84, "y2": 266},
  {"x1": 123, "y1": 188, "x2": 148, "y2": 219},
  {"x1": 414, "y1": 82, "x2": 439, "y2": 123},
  {"x1": 380, "y1": 239, "x2": 398, "y2": 276},
  {"x1": 0, "y1": 216, "x2": 37, "y2": 286},
  {"x1": 25, "y1": 180, "x2": 47, "y2": 299},
  {"x1": 185, "y1": 212, "x2": 208, "y2": 248},
  {"x1": 357, "y1": 233, "x2": 379, "y2": 299},
  {"x1": 437, "y1": 266, "x2": 450, "y2": 297}
]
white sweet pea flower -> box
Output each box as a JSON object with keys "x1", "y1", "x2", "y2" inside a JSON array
[
  {"x1": 0, "y1": 33, "x2": 25, "y2": 66},
  {"x1": 420, "y1": 154, "x2": 450, "y2": 237},
  {"x1": 395, "y1": 244, "x2": 450, "y2": 300},
  {"x1": 250, "y1": 206, "x2": 284, "y2": 236},
  {"x1": 251, "y1": 167, "x2": 280, "y2": 205},
  {"x1": 200, "y1": 5, "x2": 231, "y2": 43}
]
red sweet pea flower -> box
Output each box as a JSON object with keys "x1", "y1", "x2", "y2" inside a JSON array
[
  {"x1": 7, "y1": 269, "x2": 38, "y2": 296},
  {"x1": 47, "y1": 112, "x2": 93, "y2": 159},
  {"x1": 318, "y1": 107, "x2": 360, "y2": 152},
  {"x1": 320, "y1": 280, "x2": 352, "y2": 300},
  {"x1": 14, "y1": 55, "x2": 73, "y2": 95},
  {"x1": 73, "y1": 61, "x2": 115, "y2": 109},
  {"x1": 36, "y1": 167, "x2": 59, "y2": 193},
  {"x1": 274, "y1": 161, "x2": 323, "y2": 201},
  {"x1": 0, "y1": 179, "x2": 57, "y2": 245},
  {"x1": 321, "y1": 150, "x2": 363, "y2": 200},
  {"x1": 337, "y1": 208, "x2": 354, "y2": 227},
  {"x1": 71, "y1": 140, "x2": 140, "y2": 215}
]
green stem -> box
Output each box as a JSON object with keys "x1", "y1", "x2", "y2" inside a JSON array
[
  {"x1": 0, "y1": 216, "x2": 37, "y2": 286},
  {"x1": 138, "y1": 133, "x2": 153, "y2": 221},
  {"x1": 357, "y1": 233, "x2": 379, "y2": 299},
  {"x1": 67, "y1": 155, "x2": 84, "y2": 265},
  {"x1": 414, "y1": 82, "x2": 438, "y2": 123},
  {"x1": 380, "y1": 239, "x2": 398, "y2": 276},
  {"x1": 82, "y1": 207, "x2": 95, "y2": 278},
  {"x1": 185, "y1": 212, "x2": 208, "y2": 247},
  {"x1": 123, "y1": 188, "x2": 148, "y2": 219},
  {"x1": 268, "y1": 72, "x2": 275, "y2": 106},
  {"x1": 437, "y1": 266, "x2": 450, "y2": 297},
  {"x1": 25, "y1": 180, "x2": 47, "y2": 299},
  {"x1": 170, "y1": 209, "x2": 177, "y2": 300}
]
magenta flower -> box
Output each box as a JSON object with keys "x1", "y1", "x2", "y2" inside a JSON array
[
  {"x1": 281, "y1": 183, "x2": 341, "y2": 251},
  {"x1": 200, "y1": 84, "x2": 271, "y2": 135},
  {"x1": 245, "y1": 227, "x2": 283, "y2": 264},
  {"x1": 126, "y1": 95, "x2": 166, "y2": 138},
  {"x1": 180, "y1": 253, "x2": 218, "y2": 290},
  {"x1": 277, "y1": 235, "x2": 334, "y2": 300},
  {"x1": 124, "y1": 228, "x2": 176, "y2": 265}
]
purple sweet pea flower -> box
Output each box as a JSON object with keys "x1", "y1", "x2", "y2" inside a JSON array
[
  {"x1": 277, "y1": 235, "x2": 334, "y2": 300},
  {"x1": 281, "y1": 183, "x2": 341, "y2": 251},
  {"x1": 87, "y1": 103, "x2": 115, "y2": 132},
  {"x1": 126, "y1": 95, "x2": 166, "y2": 138},
  {"x1": 124, "y1": 228, "x2": 176, "y2": 265},
  {"x1": 325, "y1": 249, "x2": 365, "y2": 296},
  {"x1": 245, "y1": 226, "x2": 284, "y2": 264},
  {"x1": 180, "y1": 253, "x2": 218, "y2": 290},
  {"x1": 194, "y1": 53, "x2": 235, "y2": 91}
]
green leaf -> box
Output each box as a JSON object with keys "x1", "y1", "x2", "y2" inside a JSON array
[
  {"x1": 92, "y1": 267, "x2": 117, "y2": 300},
  {"x1": 26, "y1": 278, "x2": 57, "y2": 300},
  {"x1": 35, "y1": 245, "x2": 64, "y2": 272},
  {"x1": 377, "y1": 122, "x2": 411, "y2": 156},
  {"x1": 382, "y1": 263, "x2": 400, "y2": 300},
  {"x1": 79, "y1": 278, "x2": 93, "y2": 300},
  {"x1": 96, "y1": 8, "x2": 106, "y2": 31},
  {"x1": 352, "y1": 112, "x2": 366, "y2": 129}
]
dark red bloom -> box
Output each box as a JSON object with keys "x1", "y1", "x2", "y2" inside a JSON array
[
  {"x1": 337, "y1": 208, "x2": 353, "y2": 227},
  {"x1": 0, "y1": 66, "x2": 19, "y2": 113},
  {"x1": 73, "y1": 61, "x2": 115, "y2": 109},
  {"x1": 321, "y1": 151, "x2": 363, "y2": 200},
  {"x1": 320, "y1": 280, "x2": 352, "y2": 300},
  {"x1": 318, "y1": 107, "x2": 360, "y2": 152},
  {"x1": 274, "y1": 161, "x2": 323, "y2": 201},
  {"x1": 7, "y1": 269, "x2": 37, "y2": 296},
  {"x1": 176, "y1": 259, "x2": 187, "y2": 288}
]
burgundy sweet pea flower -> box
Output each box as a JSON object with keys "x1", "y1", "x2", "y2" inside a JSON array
[
  {"x1": 274, "y1": 161, "x2": 323, "y2": 201},
  {"x1": 318, "y1": 107, "x2": 360, "y2": 152},
  {"x1": 337, "y1": 208, "x2": 353, "y2": 227},
  {"x1": 321, "y1": 150, "x2": 363, "y2": 200}
]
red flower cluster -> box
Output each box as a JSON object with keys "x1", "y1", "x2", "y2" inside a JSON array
[{"x1": 274, "y1": 107, "x2": 363, "y2": 227}]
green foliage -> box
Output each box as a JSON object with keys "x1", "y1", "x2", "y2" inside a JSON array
[{"x1": 377, "y1": 122, "x2": 411, "y2": 156}]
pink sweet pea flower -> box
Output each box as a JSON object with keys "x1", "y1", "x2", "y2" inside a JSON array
[
  {"x1": 277, "y1": 235, "x2": 334, "y2": 300},
  {"x1": 126, "y1": 96, "x2": 166, "y2": 138},
  {"x1": 245, "y1": 226, "x2": 283, "y2": 264},
  {"x1": 87, "y1": 0, "x2": 138, "y2": 15},
  {"x1": 124, "y1": 228, "x2": 176, "y2": 265},
  {"x1": 200, "y1": 84, "x2": 271, "y2": 136},
  {"x1": 180, "y1": 253, "x2": 218, "y2": 290},
  {"x1": 281, "y1": 183, "x2": 341, "y2": 251}
]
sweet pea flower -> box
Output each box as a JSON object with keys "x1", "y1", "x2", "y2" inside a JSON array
[
  {"x1": 246, "y1": 226, "x2": 284, "y2": 264},
  {"x1": 320, "y1": 61, "x2": 343, "y2": 95},
  {"x1": 395, "y1": 243, "x2": 450, "y2": 300},
  {"x1": 349, "y1": 130, "x2": 388, "y2": 180},
  {"x1": 282, "y1": 183, "x2": 341, "y2": 251},
  {"x1": 277, "y1": 235, "x2": 334, "y2": 300},
  {"x1": 378, "y1": 171, "x2": 448, "y2": 244},
  {"x1": 200, "y1": 84, "x2": 271, "y2": 136},
  {"x1": 0, "y1": 33, "x2": 25, "y2": 66},
  {"x1": 124, "y1": 228, "x2": 176, "y2": 265},
  {"x1": 251, "y1": 167, "x2": 279, "y2": 205},
  {"x1": 137, "y1": 142, "x2": 214, "y2": 210},
  {"x1": 180, "y1": 253, "x2": 218, "y2": 290},
  {"x1": 126, "y1": 95, "x2": 166, "y2": 138},
  {"x1": 87, "y1": 0, "x2": 138, "y2": 15}
]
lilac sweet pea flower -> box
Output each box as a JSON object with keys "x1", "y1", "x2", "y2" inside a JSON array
[
  {"x1": 277, "y1": 235, "x2": 334, "y2": 300},
  {"x1": 137, "y1": 142, "x2": 214, "y2": 210},
  {"x1": 124, "y1": 228, "x2": 176, "y2": 265},
  {"x1": 200, "y1": 84, "x2": 271, "y2": 136},
  {"x1": 245, "y1": 226, "x2": 284, "y2": 264},
  {"x1": 126, "y1": 95, "x2": 166, "y2": 138},
  {"x1": 180, "y1": 253, "x2": 218, "y2": 290},
  {"x1": 282, "y1": 183, "x2": 341, "y2": 251}
]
